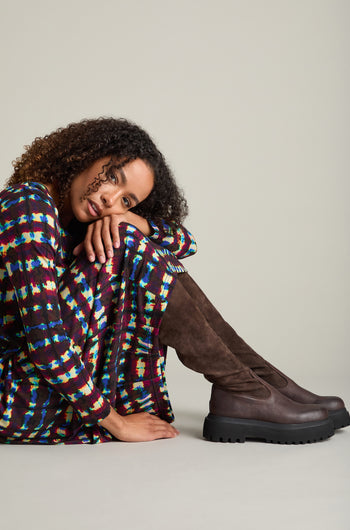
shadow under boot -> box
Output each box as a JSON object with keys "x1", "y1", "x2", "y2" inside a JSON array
[
  {"x1": 177, "y1": 273, "x2": 350, "y2": 430},
  {"x1": 159, "y1": 276, "x2": 334, "y2": 444}
]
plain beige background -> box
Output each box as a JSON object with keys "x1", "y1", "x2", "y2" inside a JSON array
[
  {"x1": 1, "y1": 0, "x2": 349, "y2": 379},
  {"x1": 0, "y1": 2, "x2": 349, "y2": 529}
]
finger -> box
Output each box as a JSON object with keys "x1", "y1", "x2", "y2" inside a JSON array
[
  {"x1": 154, "y1": 427, "x2": 178, "y2": 439},
  {"x1": 84, "y1": 224, "x2": 97, "y2": 262},
  {"x1": 150, "y1": 419, "x2": 179, "y2": 437},
  {"x1": 148, "y1": 416, "x2": 177, "y2": 432},
  {"x1": 91, "y1": 220, "x2": 108, "y2": 263},
  {"x1": 101, "y1": 219, "x2": 115, "y2": 260},
  {"x1": 169, "y1": 425, "x2": 180, "y2": 435},
  {"x1": 167, "y1": 424, "x2": 179, "y2": 435},
  {"x1": 72, "y1": 242, "x2": 84, "y2": 256},
  {"x1": 110, "y1": 215, "x2": 121, "y2": 249}
]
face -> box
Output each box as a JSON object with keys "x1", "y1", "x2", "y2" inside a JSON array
[{"x1": 68, "y1": 157, "x2": 154, "y2": 223}]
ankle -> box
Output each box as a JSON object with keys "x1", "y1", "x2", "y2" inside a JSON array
[
  {"x1": 253, "y1": 368, "x2": 288, "y2": 389},
  {"x1": 206, "y1": 370, "x2": 271, "y2": 399}
]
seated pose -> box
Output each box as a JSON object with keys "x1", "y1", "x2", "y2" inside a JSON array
[{"x1": 0, "y1": 118, "x2": 348, "y2": 445}]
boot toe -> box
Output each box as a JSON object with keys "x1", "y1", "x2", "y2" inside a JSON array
[
  {"x1": 328, "y1": 407, "x2": 350, "y2": 430},
  {"x1": 298, "y1": 405, "x2": 329, "y2": 423},
  {"x1": 313, "y1": 395, "x2": 345, "y2": 411}
]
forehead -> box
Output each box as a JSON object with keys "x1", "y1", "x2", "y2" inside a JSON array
[
  {"x1": 103, "y1": 156, "x2": 153, "y2": 174},
  {"x1": 120, "y1": 158, "x2": 154, "y2": 182},
  {"x1": 114, "y1": 158, "x2": 154, "y2": 202}
]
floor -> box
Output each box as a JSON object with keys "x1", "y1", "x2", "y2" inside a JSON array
[{"x1": 1, "y1": 358, "x2": 349, "y2": 530}]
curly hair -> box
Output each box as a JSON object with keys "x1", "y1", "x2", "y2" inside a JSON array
[{"x1": 7, "y1": 117, "x2": 188, "y2": 224}]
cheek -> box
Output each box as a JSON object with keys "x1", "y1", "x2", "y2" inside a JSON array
[{"x1": 71, "y1": 184, "x2": 86, "y2": 211}]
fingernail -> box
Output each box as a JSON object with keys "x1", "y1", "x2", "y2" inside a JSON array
[
  {"x1": 88, "y1": 255, "x2": 95, "y2": 262},
  {"x1": 114, "y1": 241, "x2": 120, "y2": 248},
  {"x1": 107, "y1": 250, "x2": 113, "y2": 258},
  {"x1": 99, "y1": 255, "x2": 106, "y2": 263}
]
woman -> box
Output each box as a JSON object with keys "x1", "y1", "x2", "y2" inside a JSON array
[{"x1": 0, "y1": 118, "x2": 348, "y2": 445}]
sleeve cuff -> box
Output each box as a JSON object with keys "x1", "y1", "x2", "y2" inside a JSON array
[
  {"x1": 76, "y1": 395, "x2": 111, "y2": 426},
  {"x1": 148, "y1": 220, "x2": 161, "y2": 241}
]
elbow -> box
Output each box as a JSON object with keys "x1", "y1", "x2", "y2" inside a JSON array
[{"x1": 177, "y1": 237, "x2": 198, "y2": 259}]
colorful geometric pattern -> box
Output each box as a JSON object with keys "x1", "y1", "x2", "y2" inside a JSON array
[{"x1": 0, "y1": 182, "x2": 197, "y2": 444}]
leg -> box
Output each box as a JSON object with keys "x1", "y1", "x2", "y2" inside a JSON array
[
  {"x1": 3, "y1": 223, "x2": 182, "y2": 444},
  {"x1": 159, "y1": 276, "x2": 334, "y2": 444},
  {"x1": 58, "y1": 224, "x2": 182, "y2": 424},
  {"x1": 176, "y1": 273, "x2": 350, "y2": 430}
]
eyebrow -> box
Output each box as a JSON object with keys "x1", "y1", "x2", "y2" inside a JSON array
[{"x1": 119, "y1": 167, "x2": 140, "y2": 205}]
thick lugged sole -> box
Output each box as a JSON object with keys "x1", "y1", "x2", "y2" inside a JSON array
[
  {"x1": 203, "y1": 413, "x2": 335, "y2": 444},
  {"x1": 329, "y1": 408, "x2": 350, "y2": 430}
]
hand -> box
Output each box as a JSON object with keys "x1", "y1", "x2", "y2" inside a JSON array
[
  {"x1": 73, "y1": 214, "x2": 127, "y2": 263},
  {"x1": 72, "y1": 212, "x2": 152, "y2": 264},
  {"x1": 99, "y1": 407, "x2": 179, "y2": 442}
]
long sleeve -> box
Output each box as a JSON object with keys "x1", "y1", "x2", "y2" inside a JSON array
[
  {"x1": 0, "y1": 184, "x2": 111, "y2": 424},
  {"x1": 148, "y1": 219, "x2": 197, "y2": 259}
]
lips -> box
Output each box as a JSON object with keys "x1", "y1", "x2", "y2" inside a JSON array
[{"x1": 87, "y1": 199, "x2": 102, "y2": 217}]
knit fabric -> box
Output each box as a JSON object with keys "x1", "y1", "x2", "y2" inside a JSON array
[{"x1": 0, "y1": 182, "x2": 197, "y2": 444}]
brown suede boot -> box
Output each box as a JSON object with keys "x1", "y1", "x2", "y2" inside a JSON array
[
  {"x1": 160, "y1": 277, "x2": 334, "y2": 443},
  {"x1": 177, "y1": 272, "x2": 350, "y2": 430}
]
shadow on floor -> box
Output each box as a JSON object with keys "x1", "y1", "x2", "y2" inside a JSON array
[{"x1": 172, "y1": 408, "x2": 205, "y2": 439}]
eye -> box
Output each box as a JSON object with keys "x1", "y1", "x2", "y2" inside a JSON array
[
  {"x1": 108, "y1": 169, "x2": 118, "y2": 184},
  {"x1": 122, "y1": 197, "x2": 131, "y2": 208}
]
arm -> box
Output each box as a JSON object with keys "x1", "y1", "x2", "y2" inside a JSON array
[
  {"x1": 1, "y1": 185, "x2": 111, "y2": 425},
  {"x1": 148, "y1": 219, "x2": 197, "y2": 259},
  {"x1": 73, "y1": 212, "x2": 197, "y2": 263},
  {"x1": 121, "y1": 212, "x2": 198, "y2": 259},
  {"x1": 1, "y1": 185, "x2": 178, "y2": 441}
]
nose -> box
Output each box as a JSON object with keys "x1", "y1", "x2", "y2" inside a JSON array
[{"x1": 101, "y1": 189, "x2": 120, "y2": 209}]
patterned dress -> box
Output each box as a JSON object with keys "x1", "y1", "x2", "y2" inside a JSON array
[{"x1": 0, "y1": 182, "x2": 197, "y2": 444}]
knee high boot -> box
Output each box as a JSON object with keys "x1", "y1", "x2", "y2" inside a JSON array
[
  {"x1": 159, "y1": 276, "x2": 334, "y2": 443},
  {"x1": 177, "y1": 272, "x2": 350, "y2": 430}
]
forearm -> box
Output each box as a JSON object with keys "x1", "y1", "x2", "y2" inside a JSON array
[
  {"x1": 148, "y1": 219, "x2": 197, "y2": 258},
  {"x1": 126, "y1": 215, "x2": 197, "y2": 258},
  {"x1": 124, "y1": 211, "x2": 152, "y2": 236},
  {"x1": 72, "y1": 213, "x2": 197, "y2": 263}
]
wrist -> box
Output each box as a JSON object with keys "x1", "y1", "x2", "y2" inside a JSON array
[
  {"x1": 125, "y1": 211, "x2": 151, "y2": 236},
  {"x1": 99, "y1": 407, "x2": 124, "y2": 433}
]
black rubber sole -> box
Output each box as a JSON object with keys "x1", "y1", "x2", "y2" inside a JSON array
[
  {"x1": 329, "y1": 408, "x2": 350, "y2": 430},
  {"x1": 203, "y1": 413, "x2": 335, "y2": 444}
]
